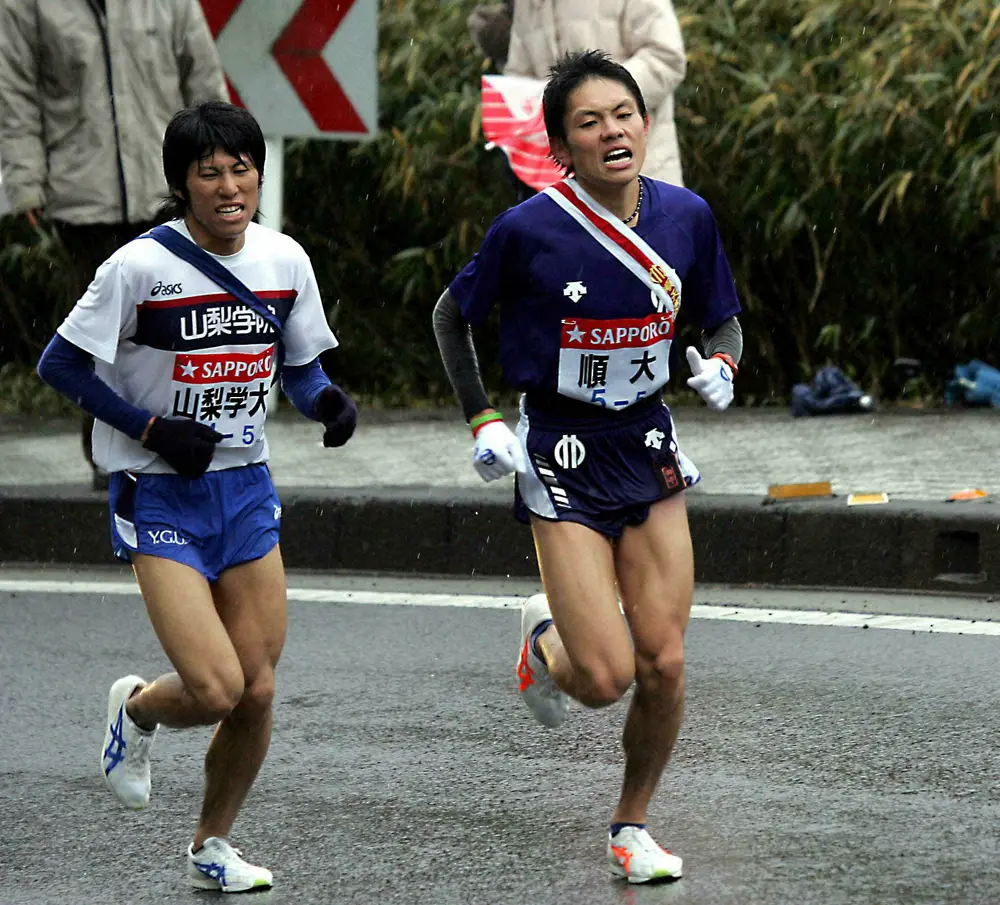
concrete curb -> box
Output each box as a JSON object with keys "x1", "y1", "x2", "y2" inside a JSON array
[{"x1": 2, "y1": 487, "x2": 998, "y2": 594}]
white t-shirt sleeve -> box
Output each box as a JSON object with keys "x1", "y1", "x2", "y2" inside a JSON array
[
  {"x1": 56, "y1": 252, "x2": 134, "y2": 364},
  {"x1": 281, "y1": 252, "x2": 339, "y2": 366}
]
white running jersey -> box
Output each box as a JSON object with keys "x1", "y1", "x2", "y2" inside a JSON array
[{"x1": 57, "y1": 220, "x2": 338, "y2": 474}]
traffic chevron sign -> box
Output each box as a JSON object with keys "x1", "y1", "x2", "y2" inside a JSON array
[{"x1": 200, "y1": 0, "x2": 377, "y2": 139}]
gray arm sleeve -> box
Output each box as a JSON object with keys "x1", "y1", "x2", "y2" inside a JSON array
[
  {"x1": 702, "y1": 316, "x2": 743, "y2": 364},
  {"x1": 432, "y1": 289, "x2": 492, "y2": 421}
]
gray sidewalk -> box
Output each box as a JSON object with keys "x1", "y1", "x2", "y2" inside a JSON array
[
  {"x1": 1, "y1": 407, "x2": 999, "y2": 592},
  {"x1": 4, "y1": 407, "x2": 999, "y2": 499}
]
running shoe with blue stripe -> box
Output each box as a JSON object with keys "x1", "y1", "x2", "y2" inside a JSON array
[
  {"x1": 101, "y1": 674, "x2": 157, "y2": 809},
  {"x1": 188, "y1": 837, "x2": 273, "y2": 893}
]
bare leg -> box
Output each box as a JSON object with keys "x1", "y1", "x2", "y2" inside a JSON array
[
  {"x1": 529, "y1": 517, "x2": 635, "y2": 708},
  {"x1": 193, "y1": 546, "x2": 286, "y2": 848},
  {"x1": 127, "y1": 557, "x2": 245, "y2": 730},
  {"x1": 611, "y1": 494, "x2": 693, "y2": 824},
  {"x1": 195, "y1": 700, "x2": 274, "y2": 847},
  {"x1": 125, "y1": 547, "x2": 286, "y2": 847}
]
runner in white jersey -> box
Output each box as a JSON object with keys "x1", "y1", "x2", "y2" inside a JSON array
[
  {"x1": 433, "y1": 51, "x2": 744, "y2": 883},
  {"x1": 61, "y1": 218, "x2": 335, "y2": 474},
  {"x1": 37, "y1": 101, "x2": 358, "y2": 893}
]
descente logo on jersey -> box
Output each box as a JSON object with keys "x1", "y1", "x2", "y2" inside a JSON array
[
  {"x1": 147, "y1": 529, "x2": 188, "y2": 546},
  {"x1": 150, "y1": 280, "x2": 183, "y2": 297},
  {"x1": 173, "y1": 348, "x2": 275, "y2": 384}
]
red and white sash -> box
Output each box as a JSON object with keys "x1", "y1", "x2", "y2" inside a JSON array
[{"x1": 542, "y1": 177, "x2": 682, "y2": 320}]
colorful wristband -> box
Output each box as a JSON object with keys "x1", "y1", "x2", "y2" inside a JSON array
[
  {"x1": 711, "y1": 353, "x2": 739, "y2": 377},
  {"x1": 470, "y1": 410, "x2": 504, "y2": 438}
]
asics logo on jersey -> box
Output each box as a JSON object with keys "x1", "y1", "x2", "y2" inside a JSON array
[
  {"x1": 146, "y1": 529, "x2": 189, "y2": 546},
  {"x1": 150, "y1": 280, "x2": 183, "y2": 297}
]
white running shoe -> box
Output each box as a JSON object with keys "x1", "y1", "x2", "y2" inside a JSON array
[
  {"x1": 515, "y1": 593, "x2": 569, "y2": 728},
  {"x1": 100, "y1": 675, "x2": 157, "y2": 809},
  {"x1": 188, "y1": 837, "x2": 273, "y2": 893},
  {"x1": 607, "y1": 826, "x2": 683, "y2": 883}
]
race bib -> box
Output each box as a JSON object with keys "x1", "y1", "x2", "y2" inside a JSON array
[
  {"x1": 558, "y1": 313, "x2": 674, "y2": 409},
  {"x1": 169, "y1": 346, "x2": 275, "y2": 447}
]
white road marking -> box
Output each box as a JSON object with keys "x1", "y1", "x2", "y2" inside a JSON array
[{"x1": 0, "y1": 578, "x2": 997, "y2": 636}]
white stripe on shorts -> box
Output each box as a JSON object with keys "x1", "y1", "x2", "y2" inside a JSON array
[{"x1": 515, "y1": 403, "x2": 558, "y2": 519}]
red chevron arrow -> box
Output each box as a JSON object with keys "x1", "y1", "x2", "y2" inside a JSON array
[
  {"x1": 271, "y1": 0, "x2": 366, "y2": 132},
  {"x1": 200, "y1": 0, "x2": 242, "y2": 36},
  {"x1": 198, "y1": 0, "x2": 245, "y2": 106}
]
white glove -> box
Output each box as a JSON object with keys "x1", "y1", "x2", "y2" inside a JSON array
[
  {"x1": 686, "y1": 347, "x2": 734, "y2": 411},
  {"x1": 472, "y1": 420, "x2": 527, "y2": 482}
]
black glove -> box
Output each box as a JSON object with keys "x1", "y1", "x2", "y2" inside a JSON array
[
  {"x1": 141, "y1": 417, "x2": 224, "y2": 479},
  {"x1": 314, "y1": 385, "x2": 358, "y2": 448}
]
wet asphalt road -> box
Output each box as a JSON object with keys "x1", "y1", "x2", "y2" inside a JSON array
[{"x1": 1, "y1": 578, "x2": 999, "y2": 905}]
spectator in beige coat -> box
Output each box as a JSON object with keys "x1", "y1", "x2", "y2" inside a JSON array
[
  {"x1": 0, "y1": 0, "x2": 227, "y2": 488},
  {"x1": 505, "y1": 0, "x2": 687, "y2": 186}
]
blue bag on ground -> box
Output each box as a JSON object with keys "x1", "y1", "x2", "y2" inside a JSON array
[
  {"x1": 944, "y1": 360, "x2": 1000, "y2": 408},
  {"x1": 791, "y1": 366, "x2": 874, "y2": 417}
]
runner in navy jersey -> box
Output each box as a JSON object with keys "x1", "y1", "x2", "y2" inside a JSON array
[
  {"x1": 433, "y1": 51, "x2": 743, "y2": 883},
  {"x1": 36, "y1": 101, "x2": 357, "y2": 892}
]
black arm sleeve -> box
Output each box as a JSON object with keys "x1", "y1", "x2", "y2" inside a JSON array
[
  {"x1": 431, "y1": 289, "x2": 492, "y2": 421},
  {"x1": 702, "y1": 316, "x2": 743, "y2": 364}
]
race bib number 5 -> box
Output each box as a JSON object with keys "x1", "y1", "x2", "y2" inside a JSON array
[
  {"x1": 170, "y1": 347, "x2": 274, "y2": 447},
  {"x1": 558, "y1": 314, "x2": 674, "y2": 409}
]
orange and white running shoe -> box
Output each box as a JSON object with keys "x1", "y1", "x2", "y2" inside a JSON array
[
  {"x1": 515, "y1": 594, "x2": 569, "y2": 728},
  {"x1": 607, "y1": 826, "x2": 683, "y2": 883}
]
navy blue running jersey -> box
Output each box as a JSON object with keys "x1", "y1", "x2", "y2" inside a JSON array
[{"x1": 449, "y1": 177, "x2": 741, "y2": 411}]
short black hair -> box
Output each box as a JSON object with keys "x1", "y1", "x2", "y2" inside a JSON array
[
  {"x1": 158, "y1": 101, "x2": 266, "y2": 221},
  {"x1": 542, "y1": 50, "x2": 647, "y2": 143}
]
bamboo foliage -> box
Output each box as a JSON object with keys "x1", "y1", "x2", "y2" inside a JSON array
[{"x1": 680, "y1": 0, "x2": 999, "y2": 392}]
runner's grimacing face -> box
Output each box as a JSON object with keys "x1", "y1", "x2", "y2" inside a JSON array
[
  {"x1": 182, "y1": 149, "x2": 259, "y2": 251},
  {"x1": 551, "y1": 78, "x2": 648, "y2": 189}
]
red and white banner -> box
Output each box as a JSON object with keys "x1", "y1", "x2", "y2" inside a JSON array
[
  {"x1": 481, "y1": 75, "x2": 563, "y2": 191},
  {"x1": 200, "y1": 0, "x2": 376, "y2": 139}
]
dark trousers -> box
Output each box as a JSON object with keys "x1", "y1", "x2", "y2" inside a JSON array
[{"x1": 56, "y1": 220, "x2": 157, "y2": 474}]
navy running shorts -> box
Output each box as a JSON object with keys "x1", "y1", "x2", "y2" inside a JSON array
[
  {"x1": 109, "y1": 463, "x2": 281, "y2": 581},
  {"x1": 514, "y1": 393, "x2": 700, "y2": 539}
]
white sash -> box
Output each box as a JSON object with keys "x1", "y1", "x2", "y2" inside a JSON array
[{"x1": 542, "y1": 177, "x2": 682, "y2": 319}]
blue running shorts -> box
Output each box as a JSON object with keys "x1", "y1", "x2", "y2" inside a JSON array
[
  {"x1": 514, "y1": 393, "x2": 700, "y2": 539},
  {"x1": 108, "y1": 464, "x2": 281, "y2": 581}
]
